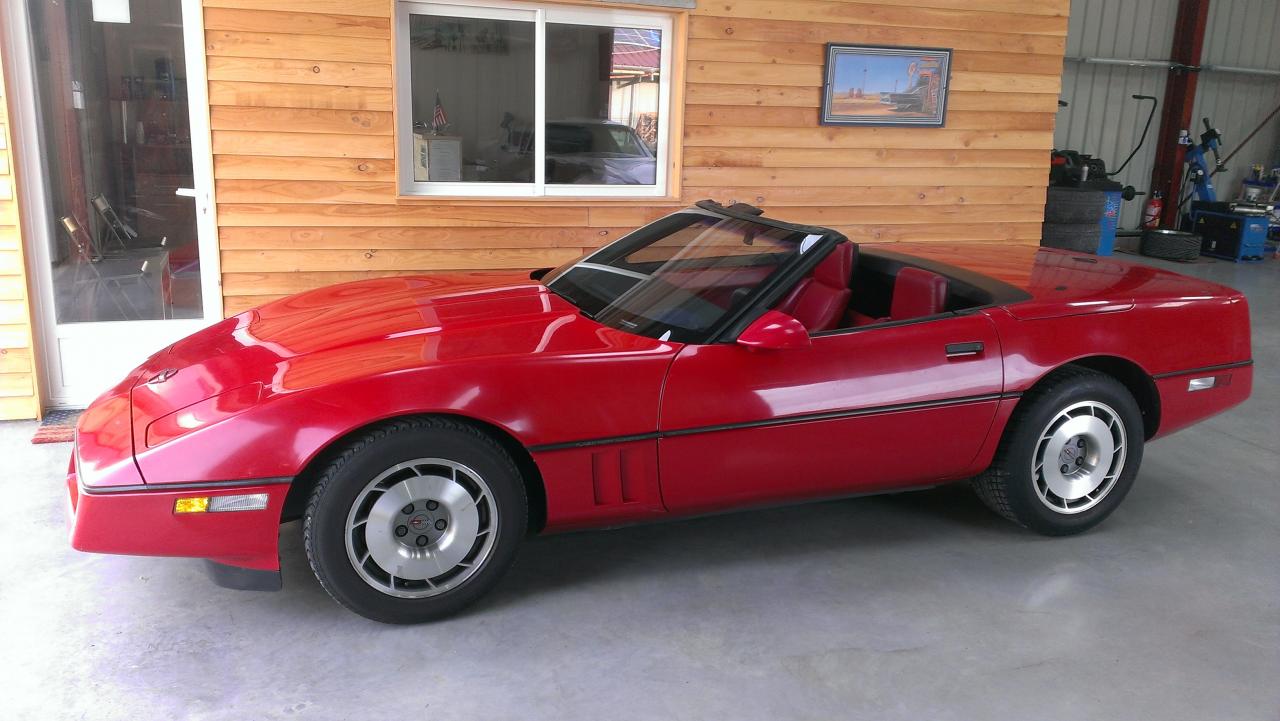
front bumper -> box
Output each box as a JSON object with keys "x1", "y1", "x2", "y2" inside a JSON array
[{"x1": 66, "y1": 453, "x2": 291, "y2": 585}]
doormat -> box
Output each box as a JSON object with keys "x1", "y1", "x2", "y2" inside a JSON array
[{"x1": 31, "y1": 409, "x2": 82, "y2": 445}]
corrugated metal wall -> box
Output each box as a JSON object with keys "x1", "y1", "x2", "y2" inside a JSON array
[
  {"x1": 1056, "y1": 0, "x2": 1176, "y2": 227},
  {"x1": 1194, "y1": 0, "x2": 1280, "y2": 206},
  {"x1": 1055, "y1": 0, "x2": 1280, "y2": 227}
]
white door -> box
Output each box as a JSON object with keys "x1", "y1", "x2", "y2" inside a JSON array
[{"x1": 4, "y1": 0, "x2": 221, "y2": 408}]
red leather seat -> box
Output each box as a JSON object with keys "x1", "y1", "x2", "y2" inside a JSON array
[
  {"x1": 774, "y1": 242, "x2": 855, "y2": 332},
  {"x1": 889, "y1": 267, "x2": 948, "y2": 321}
]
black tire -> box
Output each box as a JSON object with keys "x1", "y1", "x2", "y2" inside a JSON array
[
  {"x1": 1140, "y1": 229, "x2": 1201, "y2": 261},
  {"x1": 304, "y1": 417, "x2": 527, "y2": 624},
  {"x1": 1040, "y1": 222, "x2": 1102, "y2": 253},
  {"x1": 1044, "y1": 187, "x2": 1106, "y2": 224},
  {"x1": 971, "y1": 367, "x2": 1145, "y2": 536}
]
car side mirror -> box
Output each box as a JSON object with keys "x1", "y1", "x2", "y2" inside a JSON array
[{"x1": 736, "y1": 311, "x2": 811, "y2": 350}]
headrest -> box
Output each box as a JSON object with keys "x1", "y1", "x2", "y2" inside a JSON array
[
  {"x1": 891, "y1": 267, "x2": 948, "y2": 320},
  {"x1": 813, "y1": 242, "x2": 856, "y2": 287}
]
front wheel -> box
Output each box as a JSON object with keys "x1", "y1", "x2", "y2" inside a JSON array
[
  {"x1": 971, "y1": 367, "x2": 1145, "y2": 535},
  {"x1": 304, "y1": 418, "x2": 527, "y2": 623}
]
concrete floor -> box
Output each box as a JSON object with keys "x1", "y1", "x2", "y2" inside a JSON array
[{"x1": 1, "y1": 254, "x2": 1276, "y2": 721}]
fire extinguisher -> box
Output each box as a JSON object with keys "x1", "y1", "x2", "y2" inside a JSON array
[{"x1": 1141, "y1": 191, "x2": 1164, "y2": 229}]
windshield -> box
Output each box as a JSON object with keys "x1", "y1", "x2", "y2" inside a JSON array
[{"x1": 542, "y1": 210, "x2": 826, "y2": 343}]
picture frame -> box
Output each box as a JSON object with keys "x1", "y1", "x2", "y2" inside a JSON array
[{"x1": 821, "y1": 44, "x2": 952, "y2": 127}]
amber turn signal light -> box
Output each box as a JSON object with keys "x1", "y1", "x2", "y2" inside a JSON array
[
  {"x1": 174, "y1": 494, "x2": 269, "y2": 514},
  {"x1": 174, "y1": 497, "x2": 210, "y2": 514}
]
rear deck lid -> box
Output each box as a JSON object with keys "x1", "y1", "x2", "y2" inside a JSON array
[{"x1": 868, "y1": 243, "x2": 1236, "y2": 320}]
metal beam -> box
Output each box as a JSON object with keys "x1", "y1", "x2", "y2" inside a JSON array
[
  {"x1": 1203, "y1": 64, "x2": 1280, "y2": 78},
  {"x1": 1064, "y1": 56, "x2": 1182, "y2": 70},
  {"x1": 1064, "y1": 56, "x2": 1280, "y2": 78},
  {"x1": 1150, "y1": 0, "x2": 1211, "y2": 228}
]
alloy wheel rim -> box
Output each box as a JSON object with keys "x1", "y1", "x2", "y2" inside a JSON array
[
  {"x1": 344, "y1": 458, "x2": 497, "y2": 598},
  {"x1": 1032, "y1": 400, "x2": 1127, "y2": 514}
]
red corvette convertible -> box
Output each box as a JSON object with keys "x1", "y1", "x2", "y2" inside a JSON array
[{"x1": 66, "y1": 201, "x2": 1253, "y2": 623}]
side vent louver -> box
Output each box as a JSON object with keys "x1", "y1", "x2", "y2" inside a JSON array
[{"x1": 591, "y1": 448, "x2": 643, "y2": 505}]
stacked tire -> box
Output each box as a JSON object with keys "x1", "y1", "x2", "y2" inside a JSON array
[
  {"x1": 1139, "y1": 229, "x2": 1201, "y2": 261},
  {"x1": 1041, "y1": 187, "x2": 1105, "y2": 254}
]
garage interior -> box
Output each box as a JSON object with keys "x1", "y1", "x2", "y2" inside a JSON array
[{"x1": 1, "y1": 0, "x2": 1278, "y2": 719}]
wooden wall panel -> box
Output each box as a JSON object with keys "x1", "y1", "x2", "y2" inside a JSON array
[
  {"x1": 202, "y1": 0, "x2": 1067, "y2": 313},
  {"x1": 0, "y1": 43, "x2": 40, "y2": 419}
]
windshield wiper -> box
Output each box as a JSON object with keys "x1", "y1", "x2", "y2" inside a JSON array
[{"x1": 545, "y1": 283, "x2": 597, "y2": 320}]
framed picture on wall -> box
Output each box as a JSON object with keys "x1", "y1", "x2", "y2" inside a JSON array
[{"x1": 821, "y1": 44, "x2": 952, "y2": 127}]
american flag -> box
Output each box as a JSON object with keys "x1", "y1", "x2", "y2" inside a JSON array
[{"x1": 432, "y1": 91, "x2": 448, "y2": 133}]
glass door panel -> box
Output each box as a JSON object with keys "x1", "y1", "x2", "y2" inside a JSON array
[
  {"x1": 13, "y1": 0, "x2": 218, "y2": 407},
  {"x1": 28, "y1": 0, "x2": 203, "y2": 324}
]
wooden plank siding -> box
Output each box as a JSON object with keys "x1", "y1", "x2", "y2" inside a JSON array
[
  {"x1": 0, "y1": 41, "x2": 41, "y2": 419},
  {"x1": 202, "y1": 0, "x2": 1068, "y2": 313}
]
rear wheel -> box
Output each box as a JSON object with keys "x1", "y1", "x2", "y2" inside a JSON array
[
  {"x1": 971, "y1": 367, "x2": 1144, "y2": 535},
  {"x1": 304, "y1": 418, "x2": 526, "y2": 623}
]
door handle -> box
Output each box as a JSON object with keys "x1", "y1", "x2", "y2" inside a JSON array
[
  {"x1": 945, "y1": 342, "x2": 984, "y2": 358},
  {"x1": 176, "y1": 187, "x2": 211, "y2": 216}
]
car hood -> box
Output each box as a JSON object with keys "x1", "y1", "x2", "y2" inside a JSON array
[
  {"x1": 125, "y1": 272, "x2": 599, "y2": 448},
  {"x1": 869, "y1": 243, "x2": 1244, "y2": 320},
  {"x1": 221, "y1": 272, "x2": 561, "y2": 357}
]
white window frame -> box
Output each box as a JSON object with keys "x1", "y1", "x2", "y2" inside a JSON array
[{"x1": 395, "y1": 0, "x2": 674, "y2": 198}]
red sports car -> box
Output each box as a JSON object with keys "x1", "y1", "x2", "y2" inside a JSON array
[{"x1": 66, "y1": 201, "x2": 1253, "y2": 623}]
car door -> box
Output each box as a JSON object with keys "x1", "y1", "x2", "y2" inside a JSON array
[{"x1": 656, "y1": 312, "x2": 1004, "y2": 515}]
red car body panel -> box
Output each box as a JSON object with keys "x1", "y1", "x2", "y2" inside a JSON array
[
  {"x1": 126, "y1": 275, "x2": 679, "y2": 485},
  {"x1": 658, "y1": 311, "x2": 1004, "y2": 514},
  {"x1": 66, "y1": 459, "x2": 288, "y2": 571},
  {"x1": 66, "y1": 236, "x2": 1253, "y2": 578}
]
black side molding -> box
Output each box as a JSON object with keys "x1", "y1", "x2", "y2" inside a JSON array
[
  {"x1": 1151, "y1": 359, "x2": 1253, "y2": 380},
  {"x1": 529, "y1": 392, "x2": 1017, "y2": 452},
  {"x1": 80, "y1": 476, "x2": 293, "y2": 495},
  {"x1": 203, "y1": 559, "x2": 282, "y2": 592}
]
